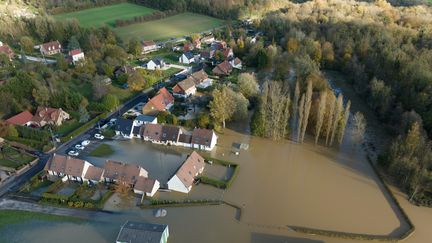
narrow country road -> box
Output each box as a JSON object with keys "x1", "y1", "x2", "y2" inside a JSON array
[{"x1": 17, "y1": 54, "x2": 56, "y2": 64}]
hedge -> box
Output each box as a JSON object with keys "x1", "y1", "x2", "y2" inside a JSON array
[
  {"x1": 6, "y1": 136, "x2": 47, "y2": 150},
  {"x1": 42, "y1": 192, "x2": 70, "y2": 201},
  {"x1": 148, "y1": 198, "x2": 222, "y2": 207},
  {"x1": 60, "y1": 113, "x2": 107, "y2": 142},
  {"x1": 197, "y1": 154, "x2": 240, "y2": 189}
]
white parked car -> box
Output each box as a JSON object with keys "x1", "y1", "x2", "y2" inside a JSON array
[
  {"x1": 94, "y1": 134, "x2": 104, "y2": 140},
  {"x1": 68, "y1": 150, "x2": 79, "y2": 156},
  {"x1": 75, "y1": 144, "x2": 85, "y2": 150},
  {"x1": 81, "y1": 140, "x2": 91, "y2": 146}
]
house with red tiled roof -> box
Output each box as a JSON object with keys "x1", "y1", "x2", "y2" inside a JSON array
[
  {"x1": 45, "y1": 154, "x2": 93, "y2": 183},
  {"x1": 221, "y1": 48, "x2": 234, "y2": 59},
  {"x1": 30, "y1": 107, "x2": 70, "y2": 127},
  {"x1": 6, "y1": 111, "x2": 34, "y2": 126},
  {"x1": 172, "y1": 77, "x2": 196, "y2": 97},
  {"x1": 134, "y1": 177, "x2": 160, "y2": 199},
  {"x1": 102, "y1": 160, "x2": 148, "y2": 185},
  {"x1": 68, "y1": 49, "x2": 85, "y2": 65},
  {"x1": 142, "y1": 88, "x2": 174, "y2": 116},
  {"x1": 191, "y1": 128, "x2": 218, "y2": 151},
  {"x1": 167, "y1": 151, "x2": 205, "y2": 193},
  {"x1": 229, "y1": 57, "x2": 242, "y2": 69},
  {"x1": 40, "y1": 40, "x2": 61, "y2": 56},
  {"x1": 142, "y1": 40, "x2": 158, "y2": 54},
  {"x1": 212, "y1": 60, "x2": 233, "y2": 76},
  {"x1": 183, "y1": 42, "x2": 194, "y2": 52},
  {"x1": 0, "y1": 42, "x2": 14, "y2": 60}
]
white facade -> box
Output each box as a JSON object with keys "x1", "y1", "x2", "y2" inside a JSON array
[
  {"x1": 179, "y1": 54, "x2": 195, "y2": 64},
  {"x1": 134, "y1": 179, "x2": 161, "y2": 198},
  {"x1": 196, "y1": 79, "x2": 213, "y2": 89},
  {"x1": 192, "y1": 132, "x2": 218, "y2": 151},
  {"x1": 71, "y1": 52, "x2": 85, "y2": 64},
  {"x1": 146, "y1": 60, "x2": 164, "y2": 70},
  {"x1": 167, "y1": 175, "x2": 190, "y2": 193},
  {"x1": 142, "y1": 44, "x2": 158, "y2": 54}
]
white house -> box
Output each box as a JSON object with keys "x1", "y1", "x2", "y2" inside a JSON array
[
  {"x1": 196, "y1": 78, "x2": 213, "y2": 89},
  {"x1": 115, "y1": 118, "x2": 134, "y2": 139},
  {"x1": 179, "y1": 52, "x2": 195, "y2": 64},
  {"x1": 116, "y1": 221, "x2": 169, "y2": 243},
  {"x1": 45, "y1": 154, "x2": 93, "y2": 183},
  {"x1": 83, "y1": 166, "x2": 104, "y2": 184},
  {"x1": 201, "y1": 36, "x2": 215, "y2": 45},
  {"x1": 102, "y1": 160, "x2": 148, "y2": 185},
  {"x1": 229, "y1": 57, "x2": 242, "y2": 69},
  {"x1": 142, "y1": 40, "x2": 158, "y2": 54},
  {"x1": 191, "y1": 128, "x2": 218, "y2": 151},
  {"x1": 134, "y1": 177, "x2": 160, "y2": 199},
  {"x1": 134, "y1": 115, "x2": 157, "y2": 127},
  {"x1": 167, "y1": 151, "x2": 205, "y2": 193},
  {"x1": 68, "y1": 49, "x2": 85, "y2": 65},
  {"x1": 146, "y1": 57, "x2": 165, "y2": 70},
  {"x1": 172, "y1": 77, "x2": 197, "y2": 98},
  {"x1": 40, "y1": 40, "x2": 61, "y2": 56}
]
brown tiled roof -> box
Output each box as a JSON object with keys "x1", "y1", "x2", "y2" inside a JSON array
[
  {"x1": 134, "y1": 176, "x2": 156, "y2": 193},
  {"x1": 142, "y1": 123, "x2": 163, "y2": 141},
  {"x1": 192, "y1": 128, "x2": 214, "y2": 147},
  {"x1": 6, "y1": 111, "x2": 34, "y2": 126},
  {"x1": 190, "y1": 70, "x2": 209, "y2": 85},
  {"x1": 200, "y1": 49, "x2": 214, "y2": 59},
  {"x1": 31, "y1": 107, "x2": 64, "y2": 125},
  {"x1": 174, "y1": 151, "x2": 205, "y2": 190},
  {"x1": 173, "y1": 77, "x2": 195, "y2": 94},
  {"x1": 212, "y1": 60, "x2": 232, "y2": 76},
  {"x1": 233, "y1": 57, "x2": 241, "y2": 65},
  {"x1": 45, "y1": 154, "x2": 87, "y2": 178},
  {"x1": 222, "y1": 48, "x2": 233, "y2": 58},
  {"x1": 103, "y1": 160, "x2": 145, "y2": 185},
  {"x1": 84, "y1": 166, "x2": 104, "y2": 181},
  {"x1": 178, "y1": 134, "x2": 192, "y2": 144},
  {"x1": 160, "y1": 125, "x2": 181, "y2": 142},
  {"x1": 41, "y1": 41, "x2": 61, "y2": 52},
  {"x1": 143, "y1": 88, "x2": 174, "y2": 113},
  {"x1": 142, "y1": 40, "x2": 156, "y2": 47}
]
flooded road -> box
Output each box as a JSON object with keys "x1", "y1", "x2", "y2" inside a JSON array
[{"x1": 2, "y1": 71, "x2": 432, "y2": 242}]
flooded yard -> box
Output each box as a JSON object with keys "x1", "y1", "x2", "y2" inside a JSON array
[{"x1": 2, "y1": 71, "x2": 432, "y2": 242}]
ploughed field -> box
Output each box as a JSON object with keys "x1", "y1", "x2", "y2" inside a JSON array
[
  {"x1": 114, "y1": 12, "x2": 224, "y2": 41},
  {"x1": 53, "y1": 3, "x2": 155, "y2": 28}
]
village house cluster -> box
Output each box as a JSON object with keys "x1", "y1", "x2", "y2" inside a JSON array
[
  {"x1": 45, "y1": 151, "x2": 207, "y2": 198},
  {"x1": 39, "y1": 40, "x2": 85, "y2": 65},
  {"x1": 5, "y1": 106, "x2": 70, "y2": 128}
]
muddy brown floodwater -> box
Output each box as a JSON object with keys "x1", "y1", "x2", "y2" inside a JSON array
[{"x1": 2, "y1": 71, "x2": 432, "y2": 242}]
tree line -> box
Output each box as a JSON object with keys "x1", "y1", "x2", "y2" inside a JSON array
[{"x1": 114, "y1": 9, "x2": 179, "y2": 27}]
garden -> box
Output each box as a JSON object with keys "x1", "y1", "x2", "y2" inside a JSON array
[{"x1": 0, "y1": 145, "x2": 36, "y2": 170}]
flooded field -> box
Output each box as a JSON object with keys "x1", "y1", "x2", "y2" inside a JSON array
[{"x1": 2, "y1": 71, "x2": 432, "y2": 243}]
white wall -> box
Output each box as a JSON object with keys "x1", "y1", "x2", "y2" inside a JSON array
[{"x1": 167, "y1": 175, "x2": 189, "y2": 193}]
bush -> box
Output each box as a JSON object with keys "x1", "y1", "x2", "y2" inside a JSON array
[{"x1": 16, "y1": 126, "x2": 50, "y2": 141}]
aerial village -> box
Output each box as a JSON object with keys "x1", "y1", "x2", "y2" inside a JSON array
[{"x1": 0, "y1": 28, "x2": 247, "y2": 212}]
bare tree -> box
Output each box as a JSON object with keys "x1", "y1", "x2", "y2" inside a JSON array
[
  {"x1": 337, "y1": 100, "x2": 351, "y2": 144},
  {"x1": 300, "y1": 80, "x2": 313, "y2": 143},
  {"x1": 325, "y1": 93, "x2": 336, "y2": 146},
  {"x1": 297, "y1": 94, "x2": 305, "y2": 142},
  {"x1": 314, "y1": 91, "x2": 327, "y2": 144},
  {"x1": 330, "y1": 94, "x2": 343, "y2": 146},
  {"x1": 352, "y1": 112, "x2": 366, "y2": 145}
]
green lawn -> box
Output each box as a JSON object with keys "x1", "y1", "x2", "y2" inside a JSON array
[
  {"x1": 54, "y1": 3, "x2": 156, "y2": 28},
  {"x1": 0, "y1": 210, "x2": 81, "y2": 229},
  {"x1": 90, "y1": 144, "x2": 114, "y2": 157},
  {"x1": 115, "y1": 12, "x2": 224, "y2": 41}
]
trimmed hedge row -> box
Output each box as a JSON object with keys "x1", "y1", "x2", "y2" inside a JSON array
[
  {"x1": 60, "y1": 113, "x2": 107, "y2": 142},
  {"x1": 148, "y1": 198, "x2": 222, "y2": 207},
  {"x1": 198, "y1": 155, "x2": 240, "y2": 189},
  {"x1": 289, "y1": 155, "x2": 415, "y2": 241}
]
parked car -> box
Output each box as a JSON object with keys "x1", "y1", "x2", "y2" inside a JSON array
[
  {"x1": 94, "y1": 134, "x2": 104, "y2": 140},
  {"x1": 81, "y1": 140, "x2": 91, "y2": 146},
  {"x1": 68, "y1": 150, "x2": 79, "y2": 156},
  {"x1": 75, "y1": 144, "x2": 85, "y2": 150}
]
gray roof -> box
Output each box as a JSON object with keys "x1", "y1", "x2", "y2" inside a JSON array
[
  {"x1": 116, "y1": 221, "x2": 168, "y2": 243},
  {"x1": 115, "y1": 118, "x2": 134, "y2": 135},
  {"x1": 151, "y1": 57, "x2": 164, "y2": 66},
  {"x1": 135, "y1": 115, "x2": 156, "y2": 123},
  {"x1": 184, "y1": 52, "x2": 194, "y2": 59}
]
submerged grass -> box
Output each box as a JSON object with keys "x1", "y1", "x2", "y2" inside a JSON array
[{"x1": 0, "y1": 210, "x2": 82, "y2": 229}]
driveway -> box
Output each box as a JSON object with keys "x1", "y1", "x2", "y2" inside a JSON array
[{"x1": 17, "y1": 54, "x2": 56, "y2": 64}]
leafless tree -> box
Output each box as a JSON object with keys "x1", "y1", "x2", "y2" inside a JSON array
[
  {"x1": 297, "y1": 94, "x2": 305, "y2": 142},
  {"x1": 325, "y1": 92, "x2": 336, "y2": 146},
  {"x1": 330, "y1": 94, "x2": 343, "y2": 146},
  {"x1": 300, "y1": 80, "x2": 313, "y2": 143},
  {"x1": 352, "y1": 111, "x2": 366, "y2": 145},
  {"x1": 337, "y1": 100, "x2": 351, "y2": 144}
]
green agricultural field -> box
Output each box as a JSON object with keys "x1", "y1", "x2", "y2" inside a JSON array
[
  {"x1": 54, "y1": 3, "x2": 155, "y2": 28},
  {"x1": 115, "y1": 12, "x2": 224, "y2": 41}
]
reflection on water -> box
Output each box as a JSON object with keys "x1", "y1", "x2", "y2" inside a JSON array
[{"x1": 1, "y1": 122, "x2": 432, "y2": 243}]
